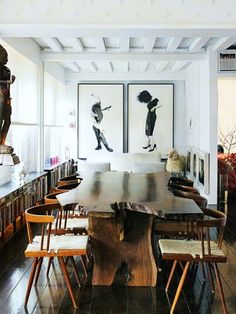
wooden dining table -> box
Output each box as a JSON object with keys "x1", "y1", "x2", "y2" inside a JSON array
[{"x1": 57, "y1": 171, "x2": 203, "y2": 287}]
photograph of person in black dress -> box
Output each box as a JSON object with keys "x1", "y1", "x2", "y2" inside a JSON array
[
  {"x1": 137, "y1": 90, "x2": 161, "y2": 152},
  {"x1": 91, "y1": 93, "x2": 113, "y2": 152}
]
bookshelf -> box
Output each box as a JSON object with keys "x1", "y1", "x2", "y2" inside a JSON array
[
  {"x1": 0, "y1": 172, "x2": 48, "y2": 245},
  {"x1": 44, "y1": 159, "x2": 75, "y2": 193}
]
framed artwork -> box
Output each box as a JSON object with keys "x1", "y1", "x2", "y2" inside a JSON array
[
  {"x1": 128, "y1": 83, "x2": 174, "y2": 157},
  {"x1": 191, "y1": 149, "x2": 197, "y2": 179},
  {"x1": 186, "y1": 146, "x2": 191, "y2": 176},
  {"x1": 198, "y1": 151, "x2": 210, "y2": 194},
  {"x1": 78, "y1": 83, "x2": 124, "y2": 158}
]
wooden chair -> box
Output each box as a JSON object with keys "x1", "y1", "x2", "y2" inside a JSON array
[
  {"x1": 54, "y1": 182, "x2": 80, "y2": 193},
  {"x1": 168, "y1": 177, "x2": 194, "y2": 187},
  {"x1": 44, "y1": 192, "x2": 88, "y2": 234},
  {"x1": 57, "y1": 174, "x2": 82, "y2": 187},
  {"x1": 158, "y1": 210, "x2": 227, "y2": 314},
  {"x1": 172, "y1": 189, "x2": 208, "y2": 209},
  {"x1": 153, "y1": 191, "x2": 207, "y2": 238},
  {"x1": 44, "y1": 192, "x2": 89, "y2": 275},
  {"x1": 24, "y1": 203, "x2": 88, "y2": 308},
  {"x1": 168, "y1": 182, "x2": 200, "y2": 195}
]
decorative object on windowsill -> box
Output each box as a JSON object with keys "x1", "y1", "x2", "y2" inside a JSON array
[
  {"x1": 0, "y1": 145, "x2": 20, "y2": 165},
  {"x1": 166, "y1": 148, "x2": 185, "y2": 177}
]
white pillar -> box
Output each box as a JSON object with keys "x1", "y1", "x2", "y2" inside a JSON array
[{"x1": 207, "y1": 48, "x2": 218, "y2": 204}]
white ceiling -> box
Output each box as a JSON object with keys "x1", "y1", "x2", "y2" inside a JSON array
[{"x1": 1, "y1": 0, "x2": 236, "y2": 75}]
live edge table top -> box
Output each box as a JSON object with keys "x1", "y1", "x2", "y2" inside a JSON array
[{"x1": 57, "y1": 171, "x2": 203, "y2": 220}]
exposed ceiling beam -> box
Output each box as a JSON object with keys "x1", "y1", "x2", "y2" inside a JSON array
[
  {"x1": 41, "y1": 37, "x2": 62, "y2": 52},
  {"x1": 119, "y1": 38, "x2": 129, "y2": 52},
  {"x1": 94, "y1": 37, "x2": 106, "y2": 52},
  {"x1": 188, "y1": 37, "x2": 209, "y2": 52},
  {"x1": 3, "y1": 25, "x2": 236, "y2": 38},
  {"x1": 88, "y1": 61, "x2": 97, "y2": 72},
  {"x1": 166, "y1": 37, "x2": 183, "y2": 52},
  {"x1": 121, "y1": 61, "x2": 129, "y2": 72},
  {"x1": 155, "y1": 61, "x2": 169, "y2": 72},
  {"x1": 213, "y1": 37, "x2": 236, "y2": 51},
  {"x1": 104, "y1": 62, "x2": 113, "y2": 72},
  {"x1": 41, "y1": 52, "x2": 206, "y2": 62},
  {"x1": 63, "y1": 61, "x2": 80, "y2": 72},
  {"x1": 171, "y1": 61, "x2": 190, "y2": 72},
  {"x1": 69, "y1": 38, "x2": 84, "y2": 52},
  {"x1": 144, "y1": 37, "x2": 156, "y2": 53},
  {"x1": 138, "y1": 61, "x2": 148, "y2": 72}
]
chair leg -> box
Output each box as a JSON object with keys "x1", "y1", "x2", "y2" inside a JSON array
[
  {"x1": 170, "y1": 261, "x2": 190, "y2": 314},
  {"x1": 165, "y1": 260, "x2": 178, "y2": 291},
  {"x1": 80, "y1": 255, "x2": 88, "y2": 277},
  {"x1": 34, "y1": 257, "x2": 43, "y2": 286},
  {"x1": 24, "y1": 258, "x2": 38, "y2": 307},
  {"x1": 70, "y1": 256, "x2": 81, "y2": 287},
  {"x1": 201, "y1": 262, "x2": 206, "y2": 282},
  {"x1": 213, "y1": 263, "x2": 227, "y2": 314},
  {"x1": 46, "y1": 257, "x2": 54, "y2": 277},
  {"x1": 58, "y1": 256, "x2": 78, "y2": 309},
  {"x1": 207, "y1": 263, "x2": 215, "y2": 293}
]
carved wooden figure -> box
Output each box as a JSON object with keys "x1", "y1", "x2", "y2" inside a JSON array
[{"x1": 0, "y1": 44, "x2": 15, "y2": 146}]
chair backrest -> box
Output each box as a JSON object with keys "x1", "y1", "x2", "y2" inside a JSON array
[
  {"x1": 169, "y1": 183, "x2": 199, "y2": 194},
  {"x1": 25, "y1": 203, "x2": 60, "y2": 250},
  {"x1": 59, "y1": 174, "x2": 80, "y2": 181},
  {"x1": 168, "y1": 177, "x2": 194, "y2": 187},
  {"x1": 57, "y1": 177, "x2": 82, "y2": 187},
  {"x1": 197, "y1": 210, "x2": 227, "y2": 257},
  {"x1": 44, "y1": 191, "x2": 64, "y2": 204},
  {"x1": 54, "y1": 182, "x2": 80, "y2": 192},
  {"x1": 44, "y1": 193, "x2": 82, "y2": 232},
  {"x1": 172, "y1": 189, "x2": 208, "y2": 209}
]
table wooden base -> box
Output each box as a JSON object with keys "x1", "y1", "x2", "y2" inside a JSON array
[{"x1": 88, "y1": 211, "x2": 157, "y2": 287}]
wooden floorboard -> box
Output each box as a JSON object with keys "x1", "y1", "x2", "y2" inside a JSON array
[{"x1": 1, "y1": 202, "x2": 236, "y2": 313}]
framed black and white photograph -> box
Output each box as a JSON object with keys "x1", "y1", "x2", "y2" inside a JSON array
[
  {"x1": 186, "y1": 146, "x2": 192, "y2": 176},
  {"x1": 192, "y1": 150, "x2": 197, "y2": 179},
  {"x1": 128, "y1": 83, "x2": 174, "y2": 157},
  {"x1": 78, "y1": 83, "x2": 124, "y2": 158},
  {"x1": 198, "y1": 151, "x2": 210, "y2": 194}
]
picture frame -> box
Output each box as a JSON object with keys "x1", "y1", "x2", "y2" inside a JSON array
[
  {"x1": 197, "y1": 150, "x2": 210, "y2": 194},
  {"x1": 78, "y1": 83, "x2": 124, "y2": 158},
  {"x1": 191, "y1": 149, "x2": 197, "y2": 180},
  {"x1": 186, "y1": 146, "x2": 192, "y2": 176},
  {"x1": 127, "y1": 83, "x2": 174, "y2": 157}
]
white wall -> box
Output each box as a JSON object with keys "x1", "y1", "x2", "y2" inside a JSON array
[{"x1": 185, "y1": 53, "x2": 218, "y2": 204}]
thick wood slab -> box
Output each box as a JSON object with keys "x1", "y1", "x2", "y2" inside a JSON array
[{"x1": 88, "y1": 210, "x2": 157, "y2": 286}]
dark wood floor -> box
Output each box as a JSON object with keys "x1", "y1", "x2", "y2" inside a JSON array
[{"x1": 0, "y1": 201, "x2": 236, "y2": 313}]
